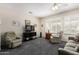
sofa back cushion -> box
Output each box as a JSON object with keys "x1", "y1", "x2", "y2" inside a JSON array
[
  {"x1": 64, "y1": 40, "x2": 79, "y2": 52},
  {"x1": 4, "y1": 32, "x2": 16, "y2": 41}
]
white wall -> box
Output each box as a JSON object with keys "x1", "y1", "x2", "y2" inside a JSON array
[
  {"x1": 41, "y1": 8, "x2": 79, "y2": 42},
  {"x1": 0, "y1": 20, "x2": 1, "y2": 50},
  {"x1": 0, "y1": 5, "x2": 41, "y2": 38},
  {"x1": 19, "y1": 14, "x2": 41, "y2": 37}
]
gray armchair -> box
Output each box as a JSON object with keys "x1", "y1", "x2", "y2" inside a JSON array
[
  {"x1": 49, "y1": 37, "x2": 61, "y2": 44},
  {"x1": 49, "y1": 32, "x2": 63, "y2": 44},
  {"x1": 3, "y1": 32, "x2": 22, "y2": 48}
]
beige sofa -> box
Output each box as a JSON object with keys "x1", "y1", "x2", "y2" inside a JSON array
[
  {"x1": 3, "y1": 32, "x2": 22, "y2": 48},
  {"x1": 58, "y1": 40, "x2": 79, "y2": 55}
]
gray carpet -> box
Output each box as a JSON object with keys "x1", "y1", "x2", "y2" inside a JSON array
[{"x1": 0, "y1": 38, "x2": 66, "y2": 55}]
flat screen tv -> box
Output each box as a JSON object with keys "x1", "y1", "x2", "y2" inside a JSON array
[{"x1": 25, "y1": 25, "x2": 35, "y2": 32}]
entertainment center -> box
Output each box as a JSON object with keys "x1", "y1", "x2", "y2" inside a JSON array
[{"x1": 23, "y1": 25, "x2": 36, "y2": 41}]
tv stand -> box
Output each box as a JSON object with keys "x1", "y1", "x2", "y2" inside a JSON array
[{"x1": 23, "y1": 31, "x2": 36, "y2": 41}]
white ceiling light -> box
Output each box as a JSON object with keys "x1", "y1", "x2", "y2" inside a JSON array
[
  {"x1": 52, "y1": 3, "x2": 59, "y2": 10},
  {"x1": 52, "y1": 3, "x2": 63, "y2": 10},
  {"x1": 52, "y1": 5, "x2": 58, "y2": 10}
]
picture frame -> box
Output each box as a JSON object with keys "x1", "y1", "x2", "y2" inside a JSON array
[
  {"x1": 25, "y1": 20, "x2": 31, "y2": 25},
  {"x1": 12, "y1": 20, "x2": 20, "y2": 26}
]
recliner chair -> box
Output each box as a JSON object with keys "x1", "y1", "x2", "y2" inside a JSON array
[
  {"x1": 2, "y1": 32, "x2": 22, "y2": 48},
  {"x1": 58, "y1": 39, "x2": 79, "y2": 55},
  {"x1": 58, "y1": 48, "x2": 79, "y2": 55}
]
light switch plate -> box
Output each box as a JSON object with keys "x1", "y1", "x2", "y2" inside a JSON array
[{"x1": 0, "y1": 19, "x2": 1, "y2": 24}]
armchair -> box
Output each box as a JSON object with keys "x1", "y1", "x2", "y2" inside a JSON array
[
  {"x1": 58, "y1": 48, "x2": 79, "y2": 55},
  {"x1": 3, "y1": 32, "x2": 22, "y2": 48},
  {"x1": 58, "y1": 40, "x2": 79, "y2": 55},
  {"x1": 49, "y1": 36, "x2": 61, "y2": 44}
]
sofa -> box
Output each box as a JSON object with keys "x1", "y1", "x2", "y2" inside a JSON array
[
  {"x1": 1, "y1": 32, "x2": 22, "y2": 48},
  {"x1": 58, "y1": 40, "x2": 79, "y2": 55},
  {"x1": 58, "y1": 48, "x2": 79, "y2": 55}
]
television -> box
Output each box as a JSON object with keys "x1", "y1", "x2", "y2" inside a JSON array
[{"x1": 25, "y1": 25, "x2": 35, "y2": 32}]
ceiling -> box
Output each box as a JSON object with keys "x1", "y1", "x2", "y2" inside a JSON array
[{"x1": 0, "y1": 3, "x2": 79, "y2": 18}]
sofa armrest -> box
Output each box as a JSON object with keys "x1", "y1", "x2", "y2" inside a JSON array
[
  {"x1": 58, "y1": 48, "x2": 79, "y2": 55},
  {"x1": 6, "y1": 39, "x2": 13, "y2": 43},
  {"x1": 16, "y1": 37, "x2": 21, "y2": 39}
]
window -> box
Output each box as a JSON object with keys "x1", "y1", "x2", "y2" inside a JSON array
[{"x1": 44, "y1": 17, "x2": 79, "y2": 35}]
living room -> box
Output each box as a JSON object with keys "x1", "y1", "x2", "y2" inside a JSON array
[{"x1": 0, "y1": 3, "x2": 79, "y2": 55}]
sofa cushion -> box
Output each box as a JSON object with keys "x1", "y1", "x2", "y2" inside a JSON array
[
  {"x1": 64, "y1": 47, "x2": 76, "y2": 51},
  {"x1": 64, "y1": 40, "x2": 78, "y2": 52},
  {"x1": 5, "y1": 32, "x2": 16, "y2": 40},
  {"x1": 64, "y1": 45, "x2": 77, "y2": 51}
]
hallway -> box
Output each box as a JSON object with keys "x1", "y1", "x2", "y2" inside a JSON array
[{"x1": 0, "y1": 38, "x2": 65, "y2": 55}]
